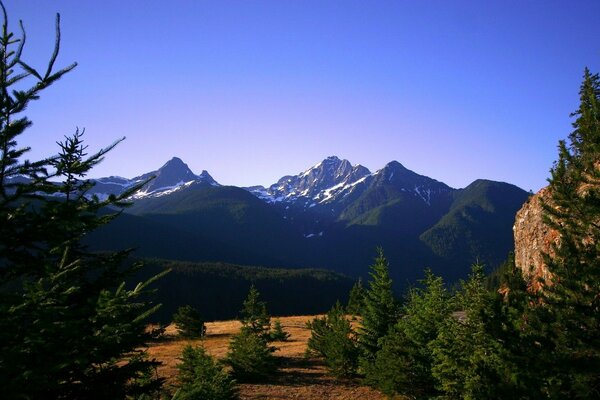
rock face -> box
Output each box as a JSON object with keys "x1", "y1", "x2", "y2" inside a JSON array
[{"x1": 513, "y1": 187, "x2": 559, "y2": 290}]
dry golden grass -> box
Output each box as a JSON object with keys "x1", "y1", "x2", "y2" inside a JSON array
[{"x1": 147, "y1": 315, "x2": 387, "y2": 400}]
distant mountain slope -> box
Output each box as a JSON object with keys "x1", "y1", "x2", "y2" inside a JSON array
[
  {"x1": 337, "y1": 161, "x2": 454, "y2": 234},
  {"x1": 420, "y1": 179, "x2": 530, "y2": 277},
  {"x1": 87, "y1": 155, "x2": 529, "y2": 286},
  {"x1": 126, "y1": 183, "x2": 307, "y2": 267}
]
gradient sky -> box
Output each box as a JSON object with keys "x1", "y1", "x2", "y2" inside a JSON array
[{"x1": 5, "y1": 0, "x2": 600, "y2": 192}]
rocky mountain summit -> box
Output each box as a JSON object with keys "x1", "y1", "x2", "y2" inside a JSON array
[
  {"x1": 246, "y1": 156, "x2": 371, "y2": 207},
  {"x1": 88, "y1": 157, "x2": 218, "y2": 200},
  {"x1": 246, "y1": 156, "x2": 455, "y2": 222}
]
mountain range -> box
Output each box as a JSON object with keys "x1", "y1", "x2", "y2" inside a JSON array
[{"x1": 88, "y1": 156, "x2": 529, "y2": 286}]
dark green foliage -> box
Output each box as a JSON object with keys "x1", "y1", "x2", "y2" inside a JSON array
[
  {"x1": 269, "y1": 319, "x2": 290, "y2": 341},
  {"x1": 173, "y1": 305, "x2": 206, "y2": 339},
  {"x1": 223, "y1": 328, "x2": 277, "y2": 382},
  {"x1": 421, "y1": 180, "x2": 529, "y2": 272},
  {"x1": 173, "y1": 345, "x2": 238, "y2": 400},
  {"x1": 536, "y1": 67, "x2": 600, "y2": 399},
  {"x1": 365, "y1": 270, "x2": 451, "y2": 398},
  {"x1": 346, "y1": 277, "x2": 365, "y2": 315},
  {"x1": 128, "y1": 258, "x2": 354, "y2": 323},
  {"x1": 306, "y1": 302, "x2": 359, "y2": 377},
  {"x1": 357, "y1": 248, "x2": 398, "y2": 368},
  {"x1": 223, "y1": 287, "x2": 277, "y2": 382},
  {"x1": 241, "y1": 284, "x2": 271, "y2": 339},
  {"x1": 127, "y1": 183, "x2": 304, "y2": 268},
  {"x1": 485, "y1": 252, "x2": 515, "y2": 291},
  {"x1": 430, "y1": 265, "x2": 512, "y2": 400},
  {"x1": 495, "y1": 258, "x2": 553, "y2": 399},
  {"x1": 0, "y1": 6, "x2": 165, "y2": 398}
]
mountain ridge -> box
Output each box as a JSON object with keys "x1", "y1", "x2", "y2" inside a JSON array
[{"x1": 85, "y1": 155, "x2": 529, "y2": 286}]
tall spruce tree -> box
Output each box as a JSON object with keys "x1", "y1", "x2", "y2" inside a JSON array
[
  {"x1": 240, "y1": 284, "x2": 271, "y2": 339},
  {"x1": 224, "y1": 284, "x2": 277, "y2": 382},
  {"x1": 357, "y1": 248, "x2": 398, "y2": 370},
  {"x1": 365, "y1": 269, "x2": 451, "y2": 398},
  {"x1": 0, "y1": 6, "x2": 166, "y2": 399},
  {"x1": 346, "y1": 277, "x2": 366, "y2": 316},
  {"x1": 538, "y1": 67, "x2": 600, "y2": 399},
  {"x1": 430, "y1": 265, "x2": 512, "y2": 400}
]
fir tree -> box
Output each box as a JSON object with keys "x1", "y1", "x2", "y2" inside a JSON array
[
  {"x1": 269, "y1": 319, "x2": 290, "y2": 341},
  {"x1": 495, "y1": 257, "x2": 554, "y2": 398},
  {"x1": 224, "y1": 285, "x2": 277, "y2": 382},
  {"x1": 240, "y1": 284, "x2": 271, "y2": 339},
  {"x1": 173, "y1": 305, "x2": 206, "y2": 339},
  {"x1": 306, "y1": 301, "x2": 359, "y2": 377},
  {"x1": 0, "y1": 6, "x2": 166, "y2": 398},
  {"x1": 223, "y1": 328, "x2": 277, "y2": 382},
  {"x1": 357, "y1": 248, "x2": 398, "y2": 369},
  {"x1": 430, "y1": 265, "x2": 512, "y2": 400},
  {"x1": 537, "y1": 67, "x2": 600, "y2": 399},
  {"x1": 174, "y1": 345, "x2": 238, "y2": 400},
  {"x1": 365, "y1": 269, "x2": 451, "y2": 398},
  {"x1": 346, "y1": 277, "x2": 366, "y2": 316}
]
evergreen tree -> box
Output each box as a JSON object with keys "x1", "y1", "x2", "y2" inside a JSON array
[
  {"x1": 223, "y1": 328, "x2": 277, "y2": 382},
  {"x1": 346, "y1": 277, "x2": 366, "y2": 316},
  {"x1": 306, "y1": 301, "x2": 359, "y2": 377},
  {"x1": 224, "y1": 285, "x2": 277, "y2": 382},
  {"x1": 365, "y1": 269, "x2": 451, "y2": 398},
  {"x1": 269, "y1": 318, "x2": 290, "y2": 341},
  {"x1": 173, "y1": 305, "x2": 206, "y2": 339},
  {"x1": 495, "y1": 257, "x2": 554, "y2": 399},
  {"x1": 240, "y1": 284, "x2": 271, "y2": 339},
  {"x1": 537, "y1": 67, "x2": 600, "y2": 399},
  {"x1": 174, "y1": 345, "x2": 238, "y2": 400},
  {"x1": 0, "y1": 6, "x2": 166, "y2": 399},
  {"x1": 357, "y1": 248, "x2": 398, "y2": 369},
  {"x1": 430, "y1": 265, "x2": 512, "y2": 400}
]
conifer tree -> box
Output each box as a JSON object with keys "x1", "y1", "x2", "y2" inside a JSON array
[
  {"x1": 224, "y1": 327, "x2": 277, "y2": 382},
  {"x1": 537, "y1": 67, "x2": 600, "y2": 399},
  {"x1": 269, "y1": 319, "x2": 290, "y2": 341},
  {"x1": 357, "y1": 248, "x2": 398, "y2": 368},
  {"x1": 346, "y1": 277, "x2": 366, "y2": 316},
  {"x1": 495, "y1": 258, "x2": 553, "y2": 398},
  {"x1": 430, "y1": 265, "x2": 511, "y2": 400},
  {"x1": 365, "y1": 269, "x2": 451, "y2": 398},
  {"x1": 173, "y1": 305, "x2": 206, "y2": 339},
  {"x1": 0, "y1": 6, "x2": 166, "y2": 398},
  {"x1": 240, "y1": 284, "x2": 271, "y2": 339},
  {"x1": 174, "y1": 345, "x2": 238, "y2": 400},
  {"x1": 306, "y1": 301, "x2": 359, "y2": 377},
  {"x1": 224, "y1": 285, "x2": 277, "y2": 382}
]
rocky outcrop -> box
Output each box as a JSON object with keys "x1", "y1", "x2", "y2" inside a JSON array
[{"x1": 513, "y1": 187, "x2": 559, "y2": 290}]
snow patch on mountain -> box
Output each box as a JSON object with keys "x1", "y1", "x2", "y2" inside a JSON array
[
  {"x1": 245, "y1": 156, "x2": 371, "y2": 207},
  {"x1": 88, "y1": 157, "x2": 219, "y2": 200}
]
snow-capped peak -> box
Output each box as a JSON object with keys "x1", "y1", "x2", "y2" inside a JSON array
[
  {"x1": 245, "y1": 156, "x2": 371, "y2": 205},
  {"x1": 87, "y1": 157, "x2": 219, "y2": 200}
]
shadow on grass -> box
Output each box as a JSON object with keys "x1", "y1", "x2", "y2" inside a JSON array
[{"x1": 265, "y1": 356, "x2": 344, "y2": 387}]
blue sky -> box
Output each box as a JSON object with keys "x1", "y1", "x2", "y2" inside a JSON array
[{"x1": 5, "y1": 0, "x2": 600, "y2": 191}]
